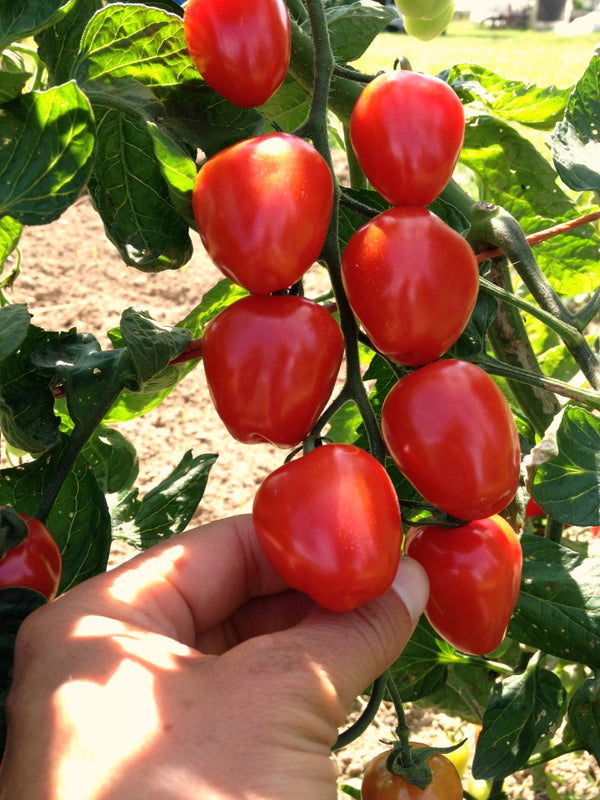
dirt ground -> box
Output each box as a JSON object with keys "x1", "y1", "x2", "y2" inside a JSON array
[{"x1": 4, "y1": 195, "x2": 599, "y2": 799}]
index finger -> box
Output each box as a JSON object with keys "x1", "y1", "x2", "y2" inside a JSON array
[{"x1": 62, "y1": 515, "x2": 295, "y2": 647}]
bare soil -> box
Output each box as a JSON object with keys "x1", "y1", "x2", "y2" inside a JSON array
[{"x1": 4, "y1": 195, "x2": 599, "y2": 800}]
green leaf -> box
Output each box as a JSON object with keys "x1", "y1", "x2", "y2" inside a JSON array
[
  {"x1": 0, "y1": 216, "x2": 22, "y2": 273},
  {"x1": 0, "y1": 305, "x2": 30, "y2": 362},
  {"x1": 36, "y1": 0, "x2": 103, "y2": 86},
  {"x1": 82, "y1": 424, "x2": 139, "y2": 495},
  {"x1": 532, "y1": 407, "x2": 600, "y2": 526},
  {"x1": 550, "y1": 50, "x2": 600, "y2": 193},
  {"x1": 321, "y1": 0, "x2": 398, "y2": 63},
  {"x1": 102, "y1": 363, "x2": 192, "y2": 422},
  {"x1": 389, "y1": 616, "x2": 451, "y2": 701},
  {"x1": 448, "y1": 290, "x2": 498, "y2": 360},
  {"x1": 461, "y1": 114, "x2": 600, "y2": 296},
  {"x1": 72, "y1": 3, "x2": 262, "y2": 156},
  {"x1": 0, "y1": 0, "x2": 78, "y2": 50},
  {"x1": 567, "y1": 675, "x2": 600, "y2": 762},
  {"x1": 509, "y1": 534, "x2": 600, "y2": 666},
  {"x1": 88, "y1": 106, "x2": 192, "y2": 271},
  {"x1": 0, "y1": 326, "x2": 62, "y2": 454},
  {"x1": 0, "y1": 82, "x2": 96, "y2": 226},
  {"x1": 0, "y1": 442, "x2": 112, "y2": 591},
  {"x1": 112, "y1": 451, "x2": 217, "y2": 549},
  {"x1": 0, "y1": 50, "x2": 32, "y2": 104},
  {"x1": 473, "y1": 666, "x2": 566, "y2": 780},
  {"x1": 448, "y1": 63, "x2": 570, "y2": 130},
  {"x1": 147, "y1": 122, "x2": 196, "y2": 226},
  {"x1": 119, "y1": 308, "x2": 191, "y2": 389},
  {"x1": 30, "y1": 331, "x2": 136, "y2": 428},
  {"x1": 258, "y1": 75, "x2": 312, "y2": 132},
  {"x1": 177, "y1": 279, "x2": 249, "y2": 338}
]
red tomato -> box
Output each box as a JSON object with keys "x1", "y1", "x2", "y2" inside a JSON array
[
  {"x1": 350, "y1": 70, "x2": 464, "y2": 206},
  {"x1": 405, "y1": 515, "x2": 522, "y2": 655},
  {"x1": 202, "y1": 295, "x2": 344, "y2": 448},
  {"x1": 525, "y1": 497, "x2": 545, "y2": 518},
  {"x1": 252, "y1": 443, "x2": 402, "y2": 611},
  {"x1": 341, "y1": 207, "x2": 479, "y2": 366},
  {"x1": 183, "y1": 0, "x2": 290, "y2": 108},
  {"x1": 381, "y1": 360, "x2": 521, "y2": 520},
  {"x1": 361, "y1": 744, "x2": 463, "y2": 799},
  {"x1": 0, "y1": 508, "x2": 62, "y2": 600},
  {"x1": 192, "y1": 133, "x2": 333, "y2": 294}
]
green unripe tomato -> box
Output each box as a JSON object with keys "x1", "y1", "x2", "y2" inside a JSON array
[
  {"x1": 395, "y1": 0, "x2": 451, "y2": 19},
  {"x1": 404, "y1": 0, "x2": 454, "y2": 39}
]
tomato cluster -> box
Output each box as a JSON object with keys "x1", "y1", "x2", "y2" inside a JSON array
[{"x1": 185, "y1": 8, "x2": 521, "y2": 644}]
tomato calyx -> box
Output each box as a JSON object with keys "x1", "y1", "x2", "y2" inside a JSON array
[
  {"x1": 382, "y1": 739, "x2": 467, "y2": 789},
  {"x1": 0, "y1": 507, "x2": 29, "y2": 558}
]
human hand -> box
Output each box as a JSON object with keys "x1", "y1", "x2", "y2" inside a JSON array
[{"x1": 0, "y1": 514, "x2": 428, "y2": 800}]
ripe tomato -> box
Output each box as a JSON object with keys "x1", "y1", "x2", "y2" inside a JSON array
[
  {"x1": 192, "y1": 133, "x2": 333, "y2": 294},
  {"x1": 350, "y1": 70, "x2": 464, "y2": 207},
  {"x1": 341, "y1": 207, "x2": 478, "y2": 366},
  {"x1": 361, "y1": 743, "x2": 463, "y2": 799},
  {"x1": 252, "y1": 443, "x2": 402, "y2": 611},
  {"x1": 381, "y1": 360, "x2": 521, "y2": 520},
  {"x1": 0, "y1": 507, "x2": 62, "y2": 600},
  {"x1": 202, "y1": 295, "x2": 344, "y2": 448},
  {"x1": 405, "y1": 515, "x2": 522, "y2": 655},
  {"x1": 525, "y1": 497, "x2": 545, "y2": 518},
  {"x1": 183, "y1": 0, "x2": 290, "y2": 108},
  {"x1": 404, "y1": 2, "x2": 455, "y2": 40}
]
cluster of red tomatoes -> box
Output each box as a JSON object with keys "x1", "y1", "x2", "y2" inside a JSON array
[{"x1": 183, "y1": 0, "x2": 522, "y2": 654}]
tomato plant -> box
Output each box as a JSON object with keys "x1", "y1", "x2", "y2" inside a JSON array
[
  {"x1": 0, "y1": 507, "x2": 61, "y2": 601},
  {"x1": 252, "y1": 443, "x2": 402, "y2": 611},
  {"x1": 183, "y1": 0, "x2": 291, "y2": 107},
  {"x1": 202, "y1": 294, "x2": 344, "y2": 447},
  {"x1": 192, "y1": 132, "x2": 333, "y2": 294},
  {"x1": 349, "y1": 70, "x2": 464, "y2": 206},
  {"x1": 405, "y1": 516, "x2": 523, "y2": 655},
  {"x1": 381, "y1": 359, "x2": 521, "y2": 520},
  {"x1": 361, "y1": 744, "x2": 463, "y2": 800},
  {"x1": 341, "y1": 207, "x2": 479, "y2": 366}
]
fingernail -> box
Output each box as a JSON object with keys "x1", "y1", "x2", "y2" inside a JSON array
[{"x1": 390, "y1": 556, "x2": 429, "y2": 624}]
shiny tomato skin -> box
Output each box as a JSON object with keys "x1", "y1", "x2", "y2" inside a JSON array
[
  {"x1": 404, "y1": 2, "x2": 455, "y2": 40},
  {"x1": 381, "y1": 360, "x2": 521, "y2": 520},
  {"x1": 405, "y1": 516, "x2": 522, "y2": 655},
  {"x1": 361, "y1": 744, "x2": 463, "y2": 800},
  {"x1": 350, "y1": 71, "x2": 464, "y2": 207},
  {"x1": 192, "y1": 133, "x2": 333, "y2": 294},
  {"x1": 341, "y1": 207, "x2": 479, "y2": 366},
  {"x1": 183, "y1": 0, "x2": 290, "y2": 108},
  {"x1": 252, "y1": 443, "x2": 402, "y2": 611},
  {"x1": 0, "y1": 513, "x2": 62, "y2": 600},
  {"x1": 202, "y1": 295, "x2": 344, "y2": 448}
]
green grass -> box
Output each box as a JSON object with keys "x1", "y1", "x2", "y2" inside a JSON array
[{"x1": 353, "y1": 18, "x2": 600, "y2": 88}]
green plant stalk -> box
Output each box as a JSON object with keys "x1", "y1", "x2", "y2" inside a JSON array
[
  {"x1": 477, "y1": 355, "x2": 600, "y2": 411},
  {"x1": 525, "y1": 740, "x2": 584, "y2": 769},
  {"x1": 33, "y1": 386, "x2": 123, "y2": 524},
  {"x1": 299, "y1": 0, "x2": 385, "y2": 463},
  {"x1": 483, "y1": 257, "x2": 560, "y2": 436},
  {"x1": 479, "y1": 277, "x2": 584, "y2": 349},
  {"x1": 343, "y1": 123, "x2": 368, "y2": 191},
  {"x1": 471, "y1": 202, "x2": 600, "y2": 391},
  {"x1": 333, "y1": 672, "x2": 388, "y2": 750}
]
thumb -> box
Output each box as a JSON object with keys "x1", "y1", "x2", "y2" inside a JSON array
[{"x1": 290, "y1": 556, "x2": 429, "y2": 711}]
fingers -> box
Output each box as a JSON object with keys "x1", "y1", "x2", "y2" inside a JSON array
[{"x1": 284, "y1": 556, "x2": 429, "y2": 712}]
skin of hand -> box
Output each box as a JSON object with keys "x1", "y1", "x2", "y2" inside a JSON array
[{"x1": 0, "y1": 514, "x2": 428, "y2": 800}]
